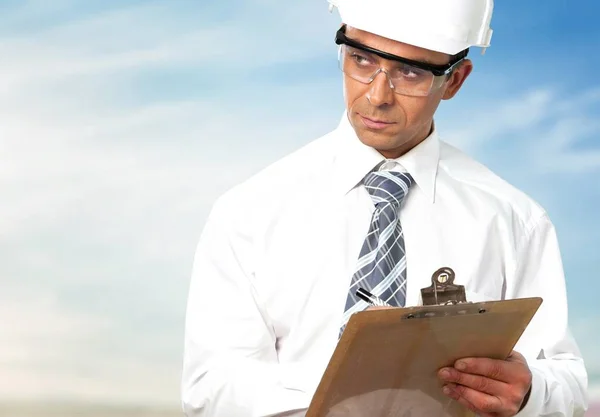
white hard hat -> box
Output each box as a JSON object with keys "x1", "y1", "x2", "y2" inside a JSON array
[{"x1": 328, "y1": 0, "x2": 494, "y2": 56}]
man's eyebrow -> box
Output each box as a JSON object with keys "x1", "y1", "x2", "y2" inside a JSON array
[
  {"x1": 375, "y1": 48, "x2": 438, "y2": 64},
  {"x1": 346, "y1": 32, "x2": 445, "y2": 66},
  {"x1": 359, "y1": 45, "x2": 439, "y2": 65},
  {"x1": 413, "y1": 56, "x2": 436, "y2": 65}
]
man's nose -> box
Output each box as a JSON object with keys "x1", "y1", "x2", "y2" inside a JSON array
[{"x1": 366, "y1": 69, "x2": 395, "y2": 107}]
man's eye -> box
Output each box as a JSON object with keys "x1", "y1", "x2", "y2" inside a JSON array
[
  {"x1": 352, "y1": 54, "x2": 373, "y2": 66},
  {"x1": 397, "y1": 65, "x2": 428, "y2": 80}
]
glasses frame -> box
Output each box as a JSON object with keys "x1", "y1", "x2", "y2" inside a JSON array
[{"x1": 334, "y1": 25, "x2": 468, "y2": 77}]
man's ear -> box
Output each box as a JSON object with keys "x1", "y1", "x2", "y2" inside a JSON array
[{"x1": 442, "y1": 59, "x2": 473, "y2": 100}]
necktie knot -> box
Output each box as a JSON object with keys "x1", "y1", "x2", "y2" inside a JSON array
[{"x1": 364, "y1": 171, "x2": 414, "y2": 208}]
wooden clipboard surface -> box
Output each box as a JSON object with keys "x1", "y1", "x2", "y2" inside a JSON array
[{"x1": 307, "y1": 297, "x2": 542, "y2": 417}]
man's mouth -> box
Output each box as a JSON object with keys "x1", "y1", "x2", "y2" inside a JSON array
[{"x1": 359, "y1": 115, "x2": 395, "y2": 130}]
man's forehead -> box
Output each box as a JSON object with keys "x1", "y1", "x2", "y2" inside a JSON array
[{"x1": 344, "y1": 25, "x2": 450, "y2": 64}]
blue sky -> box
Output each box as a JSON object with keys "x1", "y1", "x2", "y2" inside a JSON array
[{"x1": 1, "y1": 0, "x2": 598, "y2": 408}]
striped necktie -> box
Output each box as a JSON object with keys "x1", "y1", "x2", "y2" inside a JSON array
[{"x1": 340, "y1": 170, "x2": 414, "y2": 335}]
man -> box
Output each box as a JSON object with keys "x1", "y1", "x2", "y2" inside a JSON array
[{"x1": 181, "y1": 0, "x2": 589, "y2": 416}]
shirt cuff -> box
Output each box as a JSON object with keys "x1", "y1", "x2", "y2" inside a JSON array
[{"x1": 514, "y1": 366, "x2": 545, "y2": 417}]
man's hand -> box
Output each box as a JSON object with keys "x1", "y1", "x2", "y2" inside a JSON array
[{"x1": 438, "y1": 350, "x2": 532, "y2": 417}]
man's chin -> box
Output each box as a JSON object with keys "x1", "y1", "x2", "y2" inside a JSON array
[
  {"x1": 356, "y1": 131, "x2": 402, "y2": 150},
  {"x1": 356, "y1": 134, "x2": 413, "y2": 159}
]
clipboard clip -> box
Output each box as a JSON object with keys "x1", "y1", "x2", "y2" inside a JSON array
[{"x1": 420, "y1": 267, "x2": 468, "y2": 306}]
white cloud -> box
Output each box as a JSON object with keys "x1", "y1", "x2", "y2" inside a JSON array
[
  {"x1": 0, "y1": 289, "x2": 110, "y2": 365},
  {"x1": 0, "y1": 2, "x2": 342, "y2": 405},
  {"x1": 0, "y1": 288, "x2": 173, "y2": 404},
  {"x1": 0, "y1": 0, "x2": 339, "y2": 96},
  {"x1": 439, "y1": 88, "x2": 554, "y2": 149},
  {"x1": 440, "y1": 85, "x2": 600, "y2": 175},
  {"x1": 532, "y1": 117, "x2": 600, "y2": 174},
  {"x1": 591, "y1": 385, "x2": 600, "y2": 403},
  {"x1": 571, "y1": 315, "x2": 600, "y2": 379}
]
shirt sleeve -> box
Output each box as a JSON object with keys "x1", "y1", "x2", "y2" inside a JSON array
[
  {"x1": 181, "y1": 195, "x2": 311, "y2": 417},
  {"x1": 507, "y1": 213, "x2": 589, "y2": 417}
]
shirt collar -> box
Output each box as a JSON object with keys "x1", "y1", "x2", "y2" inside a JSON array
[{"x1": 332, "y1": 112, "x2": 440, "y2": 203}]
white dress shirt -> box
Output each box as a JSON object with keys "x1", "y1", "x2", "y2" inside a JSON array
[{"x1": 181, "y1": 113, "x2": 588, "y2": 417}]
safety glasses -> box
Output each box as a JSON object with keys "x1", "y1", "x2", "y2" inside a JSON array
[{"x1": 335, "y1": 25, "x2": 468, "y2": 97}]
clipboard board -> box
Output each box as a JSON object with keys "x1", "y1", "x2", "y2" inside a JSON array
[{"x1": 306, "y1": 268, "x2": 543, "y2": 417}]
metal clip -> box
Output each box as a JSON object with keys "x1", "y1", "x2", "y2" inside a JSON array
[{"x1": 420, "y1": 267, "x2": 468, "y2": 306}]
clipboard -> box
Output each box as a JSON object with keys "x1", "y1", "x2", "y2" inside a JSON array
[{"x1": 306, "y1": 268, "x2": 543, "y2": 417}]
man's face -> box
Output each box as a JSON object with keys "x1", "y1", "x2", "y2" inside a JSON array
[{"x1": 342, "y1": 26, "x2": 473, "y2": 158}]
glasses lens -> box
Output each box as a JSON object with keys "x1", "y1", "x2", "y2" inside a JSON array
[
  {"x1": 388, "y1": 63, "x2": 435, "y2": 97},
  {"x1": 339, "y1": 45, "x2": 381, "y2": 82},
  {"x1": 339, "y1": 45, "x2": 437, "y2": 97}
]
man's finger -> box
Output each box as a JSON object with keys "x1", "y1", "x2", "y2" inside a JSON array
[
  {"x1": 442, "y1": 384, "x2": 494, "y2": 417},
  {"x1": 506, "y1": 350, "x2": 527, "y2": 364},
  {"x1": 438, "y1": 367, "x2": 508, "y2": 395},
  {"x1": 444, "y1": 383, "x2": 510, "y2": 416},
  {"x1": 453, "y1": 357, "x2": 518, "y2": 383}
]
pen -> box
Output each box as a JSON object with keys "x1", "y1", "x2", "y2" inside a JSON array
[{"x1": 356, "y1": 288, "x2": 392, "y2": 307}]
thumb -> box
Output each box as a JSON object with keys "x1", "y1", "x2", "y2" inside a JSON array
[{"x1": 506, "y1": 350, "x2": 527, "y2": 364}]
